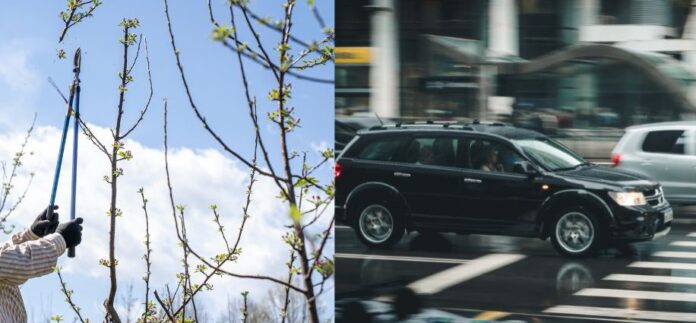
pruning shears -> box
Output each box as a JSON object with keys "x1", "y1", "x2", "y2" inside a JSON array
[{"x1": 48, "y1": 48, "x2": 81, "y2": 258}]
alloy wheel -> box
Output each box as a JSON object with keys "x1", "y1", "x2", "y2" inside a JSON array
[
  {"x1": 358, "y1": 204, "x2": 394, "y2": 244},
  {"x1": 555, "y1": 211, "x2": 595, "y2": 254}
]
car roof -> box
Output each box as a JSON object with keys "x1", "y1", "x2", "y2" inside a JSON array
[
  {"x1": 626, "y1": 120, "x2": 696, "y2": 132},
  {"x1": 357, "y1": 121, "x2": 545, "y2": 141}
]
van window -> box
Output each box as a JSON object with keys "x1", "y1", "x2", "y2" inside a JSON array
[
  {"x1": 399, "y1": 137, "x2": 459, "y2": 167},
  {"x1": 469, "y1": 139, "x2": 526, "y2": 173},
  {"x1": 642, "y1": 130, "x2": 685, "y2": 154},
  {"x1": 351, "y1": 136, "x2": 407, "y2": 161}
]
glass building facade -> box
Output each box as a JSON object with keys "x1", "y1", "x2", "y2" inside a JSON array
[{"x1": 336, "y1": 0, "x2": 696, "y2": 135}]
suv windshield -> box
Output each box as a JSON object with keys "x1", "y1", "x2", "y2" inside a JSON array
[{"x1": 514, "y1": 138, "x2": 588, "y2": 171}]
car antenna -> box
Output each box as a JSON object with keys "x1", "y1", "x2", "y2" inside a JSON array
[{"x1": 374, "y1": 112, "x2": 384, "y2": 126}]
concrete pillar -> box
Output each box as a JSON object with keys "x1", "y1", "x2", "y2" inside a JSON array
[
  {"x1": 369, "y1": 0, "x2": 400, "y2": 118},
  {"x1": 631, "y1": 0, "x2": 671, "y2": 26},
  {"x1": 683, "y1": 0, "x2": 696, "y2": 107},
  {"x1": 559, "y1": 0, "x2": 599, "y2": 117},
  {"x1": 487, "y1": 0, "x2": 518, "y2": 57},
  {"x1": 561, "y1": 0, "x2": 599, "y2": 45}
]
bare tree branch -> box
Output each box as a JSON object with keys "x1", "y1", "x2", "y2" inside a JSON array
[
  {"x1": 121, "y1": 37, "x2": 153, "y2": 139},
  {"x1": 58, "y1": 0, "x2": 101, "y2": 43},
  {"x1": 0, "y1": 114, "x2": 36, "y2": 234},
  {"x1": 56, "y1": 267, "x2": 88, "y2": 323},
  {"x1": 162, "y1": 0, "x2": 293, "y2": 182},
  {"x1": 232, "y1": 2, "x2": 334, "y2": 62},
  {"x1": 228, "y1": 5, "x2": 287, "y2": 196},
  {"x1": 138, "y1": 188, "x2": 153, "y2": 323}
]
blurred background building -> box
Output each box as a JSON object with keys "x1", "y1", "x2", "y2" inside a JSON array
[{"x1": 336, "y1": 0, "x2": 696, "y2": 159}]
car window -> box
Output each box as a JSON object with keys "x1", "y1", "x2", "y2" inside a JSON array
[
  {"x1": 514, "y1": 138, "x2": 586, "y2": 171},
  {"x1": 352, "y1": 136, "x2": 407, "y2": 161},
  {"x1": 400, "y1": 137, "x2": 459, "y2": 167},
  {"x1": 642, "y1": 130, "x2": 685, "y2": 155},
  {"x1": 468, "y1": 139, "x2": 526, "y2": 173}
]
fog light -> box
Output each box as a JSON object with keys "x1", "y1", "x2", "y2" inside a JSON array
[{"x1": 637, "y1": 216, "x2": 645, "y2": 221}]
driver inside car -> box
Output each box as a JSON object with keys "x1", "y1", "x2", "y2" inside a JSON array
[{"x1": 480, "y1": 146, "x2": 503, "y2": 172}]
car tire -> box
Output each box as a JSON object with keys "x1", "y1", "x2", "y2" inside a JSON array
[
  {"x1": 353, "y1": 199, "x2": 405, "y2": 249},
  {"x1": 550, "y1": 207, "x2": 604, "y2": 258}
]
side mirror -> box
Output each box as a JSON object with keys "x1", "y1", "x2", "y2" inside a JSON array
[{"x1": 513, "y1": 161, "x2": 539, "y2": 177}]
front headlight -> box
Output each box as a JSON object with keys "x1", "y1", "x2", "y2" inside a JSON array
[{"x1": 608, "y1": 191, "x2": 646, "y2": 206}]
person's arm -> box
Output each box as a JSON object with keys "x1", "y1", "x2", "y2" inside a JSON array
[
  {"x1": 0, "y1": 233, "x2": 66, "y2": 286},
  {"x1": 10, "y1": 229, "x2": 41, "y2": 244}
]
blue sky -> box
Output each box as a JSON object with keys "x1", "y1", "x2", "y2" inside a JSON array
[
  {"x1": 0, "y1": 0, "x2": 334, "y2": 321},
  {"x1": 1, "y1": 0, "x2": 334, "y2": 152}
]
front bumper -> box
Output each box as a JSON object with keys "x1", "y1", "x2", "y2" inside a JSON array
[{"x1": 612, "y1": 202, "x2": 673, "y2": 242}]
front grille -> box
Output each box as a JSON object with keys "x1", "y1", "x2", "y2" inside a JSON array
[{"x1": 644, "y1": 186, "x2": 665, "y2": 207}]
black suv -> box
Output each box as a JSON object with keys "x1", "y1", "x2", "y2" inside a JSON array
[{"x1": 335, "y1": 121, "x2": 673, "y2": 257}]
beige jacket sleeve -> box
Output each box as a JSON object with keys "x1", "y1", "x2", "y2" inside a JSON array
[{"x1": 0, "y1": 229, "x2": 66, "y2": 285}]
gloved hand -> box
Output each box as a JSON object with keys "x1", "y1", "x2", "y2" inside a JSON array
[
  {"x1": 57, "y1": 218, "x2": 83, "y2": 249},
  {"x1": 30, "y1": 206, "x2": 60, "y2": 237}
]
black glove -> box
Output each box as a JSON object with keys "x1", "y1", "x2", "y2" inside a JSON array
[
  {"x1": 57, "y1": 218, "x2": 83, "y2": 249},
  {"x1": 31, "y1": 206, "x2": 60, "y2": 237}
]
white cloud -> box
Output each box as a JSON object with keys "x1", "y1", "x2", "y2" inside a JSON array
[{"x1": 0, "y1": 123, "x2": 334, "y2": 321}]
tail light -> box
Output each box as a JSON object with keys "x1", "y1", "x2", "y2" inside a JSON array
[
  {"x1": 334, "y1": 162, "x2": 343, "y2": 179},
  {"x1": 611, "y1": 153, "x2": 621, "y2": 167}
]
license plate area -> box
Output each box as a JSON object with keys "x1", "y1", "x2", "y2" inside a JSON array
[{"x1": 664, "y1": 209, "x2": 673, "y2": 223}]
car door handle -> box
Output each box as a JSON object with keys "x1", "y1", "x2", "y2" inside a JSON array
[
  {"x1": 463, "y1": 178, "x2": 482, "y2": 184},
  {"x1": 394, "y1": 172, "x2": 411, "y2": 178}
]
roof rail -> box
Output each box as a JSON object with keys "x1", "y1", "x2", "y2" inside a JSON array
[
  {"x1": 367, "y1": 121, "x2": 476, "y2": 132},
  {"x1": 466, "y1": 120, "x2": 507, "y2": 127},
  {"x1": 367, "y1": 125, "x2": 386, "y2": 131}
]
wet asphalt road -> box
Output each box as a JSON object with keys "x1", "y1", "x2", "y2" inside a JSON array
[{"x1": 336, "y1": 207, "x2": 696, "y2": 322}]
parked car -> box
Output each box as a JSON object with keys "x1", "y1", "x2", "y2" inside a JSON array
[
  {"x1": 335, "y1": 121, "x2": 673, "y2": 257},
  {"x1": 611, "y1": 121, "x2": 696, "y2": 205}
]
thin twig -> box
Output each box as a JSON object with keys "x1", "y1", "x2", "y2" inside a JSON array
[
  {"x1": 138, "y1": 188, "x2": 153, "y2": 323},
  {"x1": 0, "y1": 114, "x2": 36, "y2": 220},
  {"x1": 229, "y1": 5, "x2": 287, "y2": 197},
  {"x1": 121, "y1": 37, "x2": 153, "y2": 139},
  {"x1": 56, "y1": 267, "x2": 88, "y2": 323},
  {"x1": 153, "y1": 291, "x2": 176, "y2": 322},
  {"x1": 310, "y1": 4, "x2": 326, "y2": 30},
  {"x1": 232, "y1": 2, "x2": 334, "y2": 62},
  {"x1": 162, "y1": 0, "x2": 293, "y2": 181},
  {"x1": 280, "y1": 250, "x2": 296, "y2": 323}
]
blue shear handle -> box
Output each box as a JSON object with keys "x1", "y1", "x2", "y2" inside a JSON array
[
  {"x1": 48, "y1": 87, "x2": 75, "y2": 222},
  {"x1": 68, "y1": 84, "x2": 80, "y2": 258}
]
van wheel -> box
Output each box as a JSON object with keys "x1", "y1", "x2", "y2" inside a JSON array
[
  {"x1": 353, "y1": 200, "x2": 405, "y2": 248},
  {"x1": 550, "y1": 207, "x2": 603, "y2": 258}
]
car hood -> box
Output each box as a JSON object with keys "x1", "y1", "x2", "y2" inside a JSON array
[{"x1": 556, "y1": 165, "x2": 658, "y2": 190}]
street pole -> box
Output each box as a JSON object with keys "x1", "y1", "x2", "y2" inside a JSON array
[{"x1": 369, "y1": 0, "x2": 400, "y2": 118}]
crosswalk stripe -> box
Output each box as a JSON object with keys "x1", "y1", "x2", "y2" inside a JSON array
[
  {"x1": 653, "y1": 251, "x2": 696, "y2": 259},
  {"x1": 335, "y1": 253, "x2": 469, "y2": 264},
  {"x1": 687, "y1": 232, "x2": 696, "y2": 237},
  {"x1": 575, "y1": 288, "x2": 696, "y2": 302},
  {"x1": 544, "y1": 305, "x2": 696, "y2": 322},
  {"x1": 670, "y1": 241, "x2": 696, "y2": 247},
  {"x1": 630, "y1": 261, "x2": 696, "y2": 270},
  {"x1": 407, "y1": 253, "x2": 525, "y2": 295},
  {"x1": 604, "y1": 274, "x2": 696, "y2": 285}
]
